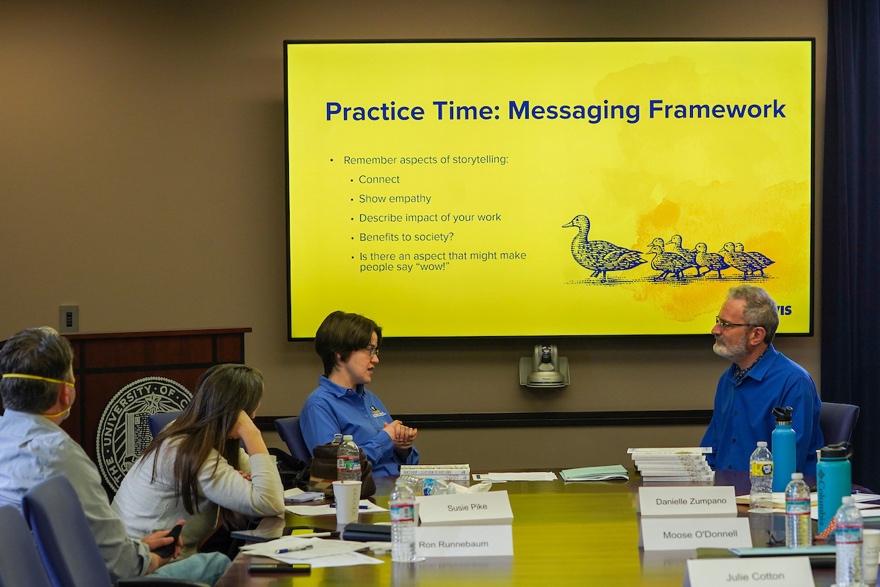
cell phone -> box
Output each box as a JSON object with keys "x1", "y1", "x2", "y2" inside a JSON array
[
  {"x1": 154, "y1": 523, "x2": 183, "y2": 558},
  {"x1": 247, "y1": 563, "x2": 311, "y2": 574}
]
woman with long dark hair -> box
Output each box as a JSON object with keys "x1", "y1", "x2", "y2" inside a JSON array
[{"x1": 112, "y1": 364, "x2": 284, "y2": 559}]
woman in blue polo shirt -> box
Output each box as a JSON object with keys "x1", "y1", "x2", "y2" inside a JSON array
[{"x1": 299, "y1": 311, "x2": 419, "y2": 476}]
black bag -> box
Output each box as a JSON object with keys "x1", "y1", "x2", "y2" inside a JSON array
[
  {"x1": 269, "y1": 447, "x2": 310, "y2": 491},
  {"x1": 308, "y1": 442, "x2": 376, "y2": 498}
]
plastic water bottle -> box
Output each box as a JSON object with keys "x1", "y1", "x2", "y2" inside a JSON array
[
  {"x1": 390, "y1": 478, "x2": 417, "y2": 563},
  {"x1": 749, "y1": 441, "x2": 773, "y2": 512},
  {"x1": 399, "y1": 475, "x2": 450, "y2": 496},
  {"x1": 785, "y1": 473, "x2": 811, "y2": 548},
  {"x1": 421, "y1": 478, "x2": 449, "y2": 496},
  {"x1": 771, "y1": 406, "x2": 796, "y2": 492},
  {"x1": 817, "y1": 443, "x2": 851, "y2": 535},
  {"x1": 835, "y1": 495, "x2": 864, "y2": 587},
  {"x1": 336, "y1": 434, "x2": 361, "y2": 482}
]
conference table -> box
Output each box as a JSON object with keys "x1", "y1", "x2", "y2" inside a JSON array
[{"x1": 215, "y1": 471, "x2": 841, "y2": 587}]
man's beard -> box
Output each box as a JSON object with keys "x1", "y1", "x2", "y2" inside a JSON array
[{"x1": 713, "y1": 335, "x2": 749, "y2": 362}]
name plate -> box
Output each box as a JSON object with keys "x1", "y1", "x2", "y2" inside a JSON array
[
  {"x1": 415, "y1": 525, "x2": 513, "y2": 558},
  {"x1": 641, "y1": 516, "x2": 751, "y2": 551},
  {"x1": 684, "y1": 557, "x2": 813, "y2": 587},
  {"x1": 639, "y1": 486, "x2": 737, "y2": 517},
  {"x1": 417, "y1": 490, "x2": 513, "y2": 526}
]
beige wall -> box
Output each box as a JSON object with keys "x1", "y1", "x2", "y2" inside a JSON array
[{"x1": 0, "y1": 0, "x2": 826, "y2": 471}]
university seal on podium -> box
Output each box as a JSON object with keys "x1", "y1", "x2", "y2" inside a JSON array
[{"x1": 96, "y1": 377, "x2": 192, "y2": 492}]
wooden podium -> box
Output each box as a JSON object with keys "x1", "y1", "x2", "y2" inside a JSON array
[{"x1": 65, "y1": 328, "x2": 251, "y2": 465}]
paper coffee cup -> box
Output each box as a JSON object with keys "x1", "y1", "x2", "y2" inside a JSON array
[
  {"x1": 332, "y1": 480, "x2": 362, "y2": 525},
  {"x1": 863, "y1": 528, "x2": 880, "y2": 585}
]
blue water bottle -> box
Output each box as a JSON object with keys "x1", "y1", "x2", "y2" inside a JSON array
[
  {"x1": 817, "y1": 443, "x2": 852, "y2": 535},
  {"x1": 771, "y1": 406, "x2": 796, "y2": 492}
]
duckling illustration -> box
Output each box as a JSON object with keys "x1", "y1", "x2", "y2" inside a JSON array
[
  {"x1": 735, "y1": 243, "x2": 775, "y2": 277},
  {"x1": 646, "y1": 241, "x2": 688, "y2": 281},
  {"x1": 720, "y1": 242, "x2": 764, "y2": 279},
  {"x1": 562, "y1": 215, "x2": 645, "y2": 282},
  {"x1": 666, "y1": 234, "x2": 700, "y2": 276},
  {"x1": 694, "y1": 242, "x2": 729, "y2": 278}
]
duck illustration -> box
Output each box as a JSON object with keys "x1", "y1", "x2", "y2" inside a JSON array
[
  {"x1": 646, "y1": 241, "x2": 688, "y2": 281},
  {"x1": 720, "y1": 242, "x2": 764, "y2": 279},
  {"x1": 735, "y1": 243, "x2": 774, "y2": 277},
  {"x1": 666, "y1": 234, "x2": 700, "y2": 276},
  {"x1": 562, "y1": 215, "x2": 645, "y2": 282},
  {"x1": 694, "y1": 242, "x2": 729, "y2": 278}
]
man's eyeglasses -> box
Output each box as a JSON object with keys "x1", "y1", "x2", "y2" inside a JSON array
[
  {"x1": 715, "y1": 316, "x2": 753, "y2": 330},
  {"x1": 363, "y1": 346, "x2": 380, "y2": 357}
]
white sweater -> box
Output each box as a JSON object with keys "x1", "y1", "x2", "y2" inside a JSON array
[{"x1": 111, "y1": 437, "x2": 284, "y2": 559}]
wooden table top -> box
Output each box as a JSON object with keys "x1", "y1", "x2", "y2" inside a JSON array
[{"x1": 214, "y1": 472, "x2": 839, "y2": 587}]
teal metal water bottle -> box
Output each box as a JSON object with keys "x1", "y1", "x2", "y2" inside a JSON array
[
  {"x1": 817, "y1": 443, "x2": 851, "y2": 535},
  {"x1": 771, "y1": 406, "x2": 796, "y2": 492}
]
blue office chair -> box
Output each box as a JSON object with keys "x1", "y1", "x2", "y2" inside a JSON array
[
  {"x1": 22, "y1": 475, "x2": 208, "y2": 587},
  {"x1": 819, "y1": 402, "x2": 860, "y2": 445},
  {"x1": 0, "y1": 505, "x2": 54, "y2": 587},
  {"x1": 274, "y1": 416, "x2": 312, "y2": 463},
  {"x1": 148, "y1": 410, "x2": 182, "y2": 437}
]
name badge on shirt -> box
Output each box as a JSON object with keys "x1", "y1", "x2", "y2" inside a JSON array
[{"x1": 370, "y1": 405, "x2": 387, "y2": 417}]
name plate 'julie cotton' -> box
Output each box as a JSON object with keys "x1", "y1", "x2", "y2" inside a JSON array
[
  {"x1": 684, "y1": 557, "x2": 813, "y2": 587},
  {"x1": 639, "y1": 486, "x2": 737, "y2": 517},
  {"x1": 417, "y1": 490, "x2": 513, "y2": 526},
  {"x1": 415, "y1": 525, "x2": 514, "y2": 558}
]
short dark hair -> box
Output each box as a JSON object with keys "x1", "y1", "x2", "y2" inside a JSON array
[
  {"x1": 314, "y1": 311, "x2": 382, "y2": 376},
  {"x1": 0, "y1": 327, "x2": 74, "y2": 413},
  {"x1": 727, "y1": 285, "x2": 779, "y2": 344}
]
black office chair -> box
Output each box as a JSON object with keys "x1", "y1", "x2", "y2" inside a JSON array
[
  {"x1": 0, "y1": 505, "x2": 54, "y2": 587},
  {"x1": 819, "y1": 402, "x2": 860, "y2": 445},
  {"x1": 148, "y1": 410, "x2": 182, "y2": 437},
  {"x1": 22, "y1": 475, "x2": 208, "y2": 587},
  {"x1": 274, "y1": 416, "x2": 312, "y2": 462}
]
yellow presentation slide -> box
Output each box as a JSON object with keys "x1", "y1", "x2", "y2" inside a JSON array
[{"x1": 285, "y1": 39, "x2": 814, "y2": 339}]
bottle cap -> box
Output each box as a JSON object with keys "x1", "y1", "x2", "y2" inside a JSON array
[
  {"x1": 791, "y1": 472, "x2": 803, "y2": 480},
  {"x1": 343, "y1": 434, "x2": 353, "y2": 441},
  {"x1": 773, "y1": 406, "x2": 793, "y2": 423},
  {"x1": 819, "y1": 442, "x2": 849, "y2": 459},
  {"x1": 756, "y1": 441, "x2": 767, "y2": 447},
  {"x1": 842, "y1": 495, "x2": 855, "y2": 505}
]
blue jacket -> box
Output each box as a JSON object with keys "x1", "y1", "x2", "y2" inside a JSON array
[{"x1": 300, "y1": 376, "x2": 419, "y2": 476}]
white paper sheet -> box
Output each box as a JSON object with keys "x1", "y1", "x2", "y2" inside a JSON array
[
  {"x1": 286, "y1": 498, "x2": 387, "y2": 516},
  {"x1": 472, "y1": 472, "x2": 557, "y2": 482},
  {"x1": 240, "y1": 536, "x2": 383, "y2": 568}
]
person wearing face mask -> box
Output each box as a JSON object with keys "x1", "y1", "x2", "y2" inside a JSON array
[
  {"x1": 0, "y1": 327, "x2": 232, "y2": 585},
  {"x1": 299, "y1": 311, "x2": 419, "y2": 476},
  {"x1": 701, "y1": 285, "x2": 823, "y2": 476}
]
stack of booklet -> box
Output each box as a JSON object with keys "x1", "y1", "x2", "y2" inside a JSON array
[
  {"x1": 627, "y1": 447, "x2": 714, "y2": 482},
  {"x1": 560, "y1": 465, "x2": 629, "y2": 482},
  {"x1": 399, "y1": 464, "x2": 471, "y2": 482}
]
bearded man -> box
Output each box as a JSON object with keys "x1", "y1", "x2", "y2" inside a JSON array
[{"x1": 700, "y1": 285, "x2": 824, "y2": 476}]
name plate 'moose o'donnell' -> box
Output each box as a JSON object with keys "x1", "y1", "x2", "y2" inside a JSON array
[
  {"x1": 416, "y1": 491, "x2": 514, "y2": 526},
  {"x1": 640, "y1": 517, "x2": 752, "y2": 551}
]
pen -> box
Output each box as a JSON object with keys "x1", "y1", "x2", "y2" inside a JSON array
[
  {"x1": 329, "y1": 503, "x2": 369, "y2": 509},
  {"x1": 276, "y1": 545, "x2": 313, "y2": 554}
]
